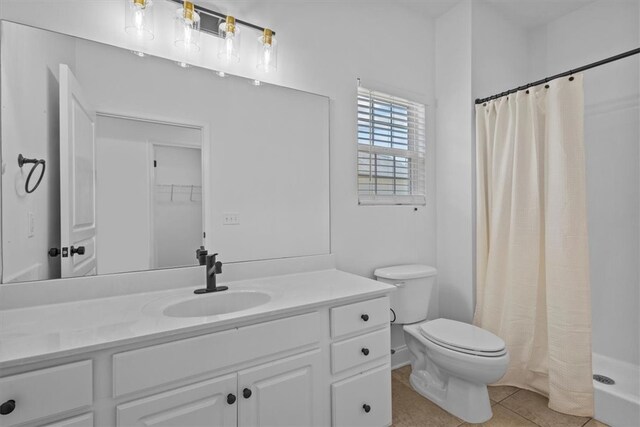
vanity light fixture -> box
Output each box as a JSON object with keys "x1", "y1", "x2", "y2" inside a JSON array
[
  {"x1": 174, "y1": 0, "x2": 201, "y2": 52},
  {"x1": 256, "y1": 28, "x2": 277, "y2": 72},
  {"x1": 251, "y1": 79, "x2": 262, "y2": 86},
  {"x1": 125, "y1": 0, "x2": 154, "y2": 40},
  {"x1": 125, "y1": 0, "x2": 278, "y2": 72},
  {"x1": 176, "y1": 61, "x2": 190, "y2": 68},
  {"x1": 218, "y1": 16, "x2": 241, "y2": 63},
  {"x1": 215, "y1": 71, "x2": 227, "y2": 77}
]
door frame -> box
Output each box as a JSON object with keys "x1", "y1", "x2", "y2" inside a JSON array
[
  {"x1": 95, "y1": 110, "x2": 211, "y2": 259},
  {"x1": 149, "y1": 142, "x2": 202, "y2": 269}
]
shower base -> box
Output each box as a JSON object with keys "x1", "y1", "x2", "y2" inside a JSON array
[{"x1": 593, "y1": 353, "x2": 640, "y2": 426}]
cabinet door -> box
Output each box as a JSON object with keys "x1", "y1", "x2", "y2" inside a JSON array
[
  {"x1": 43, "y1": 413, "x2": 93, "y2": 427},
  {"x1": 116, "y1": 374, "x2": 236, "y2": 427},
  {"x1": 238, "y1": 350, "x2": 322, "y2": 427}
]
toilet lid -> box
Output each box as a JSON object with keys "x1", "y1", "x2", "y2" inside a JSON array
[{"x1": 419, "y1": 319, "x2": 506, "y2": 356}]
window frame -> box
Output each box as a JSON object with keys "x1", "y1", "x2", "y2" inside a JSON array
[{"x1": 356, "y1": 86, "x2": 426, "y2": 206}]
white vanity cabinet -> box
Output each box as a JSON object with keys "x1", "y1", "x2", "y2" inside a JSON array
[
  {"x1": 0, "y1": 361, "x2": 93, "y2": 427},
  {"x1": 116, "y1": 350, "x2": 323, "y2": 427},
  {"x1": 0, "y1": 295, "x2": 391, "y2": 427},
  {"x1": 116, "y1": 374, "x2": 237, "y2": 427},
  {"x1": 237, "y1": 350, "x2": 322, "y2": 426},
  {"x1": 329, "y1": 298, "x2": 392, "y2": 427}
]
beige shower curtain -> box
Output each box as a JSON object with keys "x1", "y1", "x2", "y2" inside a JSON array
[{"x1": 474, "y1": 73, "x2": 593, "y2": 416}]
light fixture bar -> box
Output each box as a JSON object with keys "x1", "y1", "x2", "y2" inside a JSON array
[{"x1": 167, "y1": 0, "x2": 275, "y2": 36}]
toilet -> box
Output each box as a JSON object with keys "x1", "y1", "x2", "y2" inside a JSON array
[{"x1": 375, "y1": 265, "x2": 509, "y2": 424}]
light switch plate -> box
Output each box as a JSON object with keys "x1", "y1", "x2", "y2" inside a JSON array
[{"x1": 223, "y1": 212, "x2": 240, "y2": 225}]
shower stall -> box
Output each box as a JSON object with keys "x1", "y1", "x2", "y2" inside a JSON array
[{"x1": 529, "y1": 5, "x2": 639, "y2": 424}]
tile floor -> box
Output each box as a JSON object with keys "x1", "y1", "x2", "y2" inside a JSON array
[{"x1": 392, "y1": 366, "x2": 607, "y2": 427}]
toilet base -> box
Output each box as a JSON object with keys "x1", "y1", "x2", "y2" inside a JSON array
[{"x1": 409, "y1": 368, "x2": 493, "y2": 423}]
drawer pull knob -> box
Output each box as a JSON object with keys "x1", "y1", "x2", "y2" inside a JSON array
[
  {"x1": 363, "y1": 403, "x2": 371, "y2": 413},
  {"x1": 0, "y1": 400, "x2": 15, "y2": 415},
  {"x1": 243, "y1": 388, "x2": 252, "y2": 399},
  {"x1": 227, "y1": 394, "x2": 236, "y2": 405},
  {"x1": 361, "y1": 347, "x2": 370, "y2": 356},
  {"x1": 361, "y1": 314, "x2": 369, "y2": 322}
]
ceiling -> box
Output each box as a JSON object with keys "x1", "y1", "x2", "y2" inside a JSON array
[{"x1": 398, "y1": 0, "x2": 600, "y2": 28}]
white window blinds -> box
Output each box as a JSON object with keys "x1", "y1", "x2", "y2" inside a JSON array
[{"x1": 357, "y1": 86, "x2": 426, "y2": 205}]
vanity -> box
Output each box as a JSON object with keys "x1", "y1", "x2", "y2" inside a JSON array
[
  {"x1": 0, "y1": 15, "x2": 393, "y2": 427},
  {"x1": 0, "y1": 268, "x2": 394, "y2": 427}
]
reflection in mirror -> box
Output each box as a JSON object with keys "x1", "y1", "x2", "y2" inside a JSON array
[
  {"x1": 1, "y1": 20, "x2": 330, "y2": 284},
  {"x1": 95, "y1": 116, "x2": 203, "y2": 274},
  {"x1": 0, "y1": 21, "x2": 205, "y2": 283}
]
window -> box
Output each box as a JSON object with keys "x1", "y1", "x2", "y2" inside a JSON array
[{"x1": 357, "y1": 86, "x2": 426, "y2": 205}]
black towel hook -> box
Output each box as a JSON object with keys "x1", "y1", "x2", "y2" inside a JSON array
[{"x1": 18, "y1": 154, "x2": 46, "y2": 194}]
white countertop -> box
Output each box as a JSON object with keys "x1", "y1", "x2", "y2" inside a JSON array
[{"x1": 0, "y1": 269, "x2": 393, "y2": 368}]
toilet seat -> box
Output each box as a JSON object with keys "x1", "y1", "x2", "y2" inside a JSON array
[{"x1": 419, "y1": 319, "x2": 507, "y2": 357}]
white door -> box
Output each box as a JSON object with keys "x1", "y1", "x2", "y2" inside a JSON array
[
  {"x1": 59, "y1": 64, "x2": 97, "y2": 277},
  {"x1": 238, "y1": 350, "x2": 322, "y2": 427},
  {"x1": 116, "y1": 374, "x2": 237, "y2": 426}
]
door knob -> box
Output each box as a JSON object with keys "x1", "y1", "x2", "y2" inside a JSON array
[
  {"x1": 48, "y1": 247, "x2": 60, "y2": 257},
  {"x1": 361, "y1": 348, "x2": 370, "y2": 356},
  {"x1": 361, "y1": 314, "x2": 369, "y2": 321},
  {"x1": 243, "y1": 388, "x2": 252, "y2": 399},
  {"x1": 70, "y1": 245, "x2": 85, "y2": 256},
  {"x1": 363, "y1": 404, "x2": 371, "y2": 413},
  {"x1": 0, "y1": 400, "x2": 15, "y2": 415},
  {"x1": 226, "y1": 394, "x2": 236, "y2": 405}
]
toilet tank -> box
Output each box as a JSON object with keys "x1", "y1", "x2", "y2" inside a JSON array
[{"x1": 374, "y1": 265, "x2": 437, "y2": 324}]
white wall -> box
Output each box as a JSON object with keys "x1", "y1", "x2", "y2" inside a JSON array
[
  {"x1": 74, "y1": 39, "x2": 330, "y2": 264},
  {"x1": 0, "y1": 23, "x2": 76, "y2": 282},
  {"x1": 471, "y1": 3, "x2": 531, "y2": 100},
  {"x1": 95, "y1": 116, "x2": 202, "y2": 274},
  {"x1": 0, "y1": 1, "x2": 437, "y2": 280},
  {"x1": 435, "y1": 0, "x2": 474, "y2": 322},
  {"x1": 153, "y1": 144, "x2": 202, "y2": 268},
  {"x1": 528, "y1": 0, "x2": 640, "y2": 366}
]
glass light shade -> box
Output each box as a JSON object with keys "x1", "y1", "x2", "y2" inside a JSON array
[
  {"x1": 218, "y1": 16, "x2": 241, "y2": 63},
  {"x1": 256, "y1": 29, "x2": 277, "y2": 72},
  {"x1": 124, "y1": 0, "x2": 154, "y2": 40},
  {"x1": 174, "y1": 2, "x2": 201, "y2": 52}
]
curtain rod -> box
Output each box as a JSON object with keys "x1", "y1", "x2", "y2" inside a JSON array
[{"x1": 475, "y1": 47, "x2": 640, "y2": 105}]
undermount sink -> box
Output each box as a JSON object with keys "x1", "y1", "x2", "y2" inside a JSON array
[{"x1": 163, "y1": 291, "x2": 271, "y2": 318}]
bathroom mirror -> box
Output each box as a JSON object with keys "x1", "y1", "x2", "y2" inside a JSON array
[{"x1": 0, "y1": 21, "x2": 330, "y2": 284}]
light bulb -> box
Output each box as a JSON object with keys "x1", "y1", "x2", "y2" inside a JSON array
[
  {"x1": 256, "y1": 28, "x2": 277, "y2": 72},
  {"x1": 125, "y1": 0, "x2": 154, "y2": 40},
  {"x1": 174, "y1": 1, "x2": 200, "y2": 52},
  {"x1": 184, "y1": 25, "x2": 192, "y2": 46},
  {"x1": 225, "y1": 35, "x2": 234, "y2": 58},
  {"x1": 218, "y1": 16, "x2": 241, "y2": 63},
  {"x1": 251, "y1": 79, "x2": 262, "y2": 86},
  {"x1": 131, "y1": 50, "x2": 146, "y2": 57},
  {"x1": 134, "y1": 8, "x2": 144, "y2": 30},
  {"x1": 176, "y1": 61, "x2": 190, "y2": 68},
  {"x1": 216, "y1": 71, "x2": 226, "y2": 77},
  {"x1": 262, "y1": 45, "x2": 272, "y2": 67}
]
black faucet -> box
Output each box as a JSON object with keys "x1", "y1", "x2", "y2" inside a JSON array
[{"x1": 195, "y1": 246, "x2": 228, "y2": 294}]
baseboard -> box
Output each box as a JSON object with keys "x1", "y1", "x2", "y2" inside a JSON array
[{"x1": 391, "y1": 344, "x2": 411, "y2": 370}]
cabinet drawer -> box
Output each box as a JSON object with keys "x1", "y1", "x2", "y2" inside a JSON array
[
  {"x1": 43, "y1": 413, "x2": 93, "y2": 427},
  {"x1": 0, "y1": 361, "x2": 92, "y2": 427},
  {"x1": 331, "y1": 328, "x2": 389, "y2": 374},
  {"x1": 113, "y1": 312, "x2": 320, "y2": 397},
  {"x1": 332, "y1": 364, "x2": 391, "y2": 427},
  {"x1": 330, "y1": 297, "x2": 389, "y2": 339}
]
